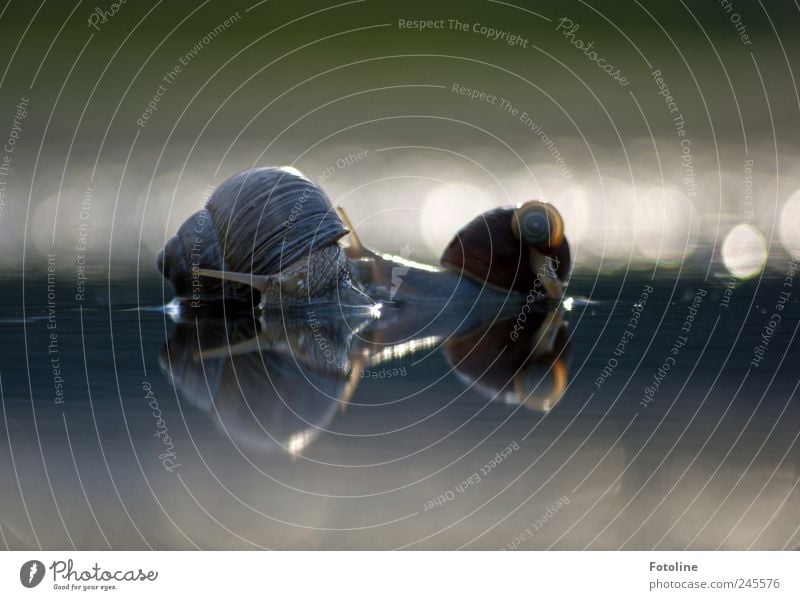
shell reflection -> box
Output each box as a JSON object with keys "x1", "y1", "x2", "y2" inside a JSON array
[{"x1": 160, "y1": 302, "x2": 572, "y2": 457}]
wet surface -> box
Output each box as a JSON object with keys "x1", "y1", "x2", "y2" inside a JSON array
[{"x1": 0, "y1": 273, "x2": 797, "y2": 550}]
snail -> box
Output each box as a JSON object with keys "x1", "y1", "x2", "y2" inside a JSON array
[
  {"x1": 157, "y1": 166, "x2": 371, "y2": 309},
  {"x1": 157, "y1": 166, "x2": 571, "y2": 309}
]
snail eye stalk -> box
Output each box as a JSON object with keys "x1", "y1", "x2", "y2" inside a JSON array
[{"x1": 196, "y1": 268, "x2": 270, "y2": 294}]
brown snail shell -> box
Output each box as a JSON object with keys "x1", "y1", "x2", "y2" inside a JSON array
[
  {"x1": 439, "y1": 200, "x2": 571, "y2": 295},
  {"x1": 157, "y1": 167, "x2": 351, "y2": 306}
]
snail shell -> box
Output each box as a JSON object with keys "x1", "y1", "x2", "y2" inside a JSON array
[
  {"x1": 440, "y1": 200, "x2": 571, "y2": 296},
  {"x1": 157, "y1": 167, "x2": 351, "y2": 305}
]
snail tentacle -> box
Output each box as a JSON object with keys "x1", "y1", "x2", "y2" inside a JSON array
[{"x1": 196, "y1": 268, "x2": 271, "y2": 294}]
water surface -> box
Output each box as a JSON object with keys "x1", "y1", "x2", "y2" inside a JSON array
[{"x1": 0, "y1": 274, "x2": 798, "y2": 550}]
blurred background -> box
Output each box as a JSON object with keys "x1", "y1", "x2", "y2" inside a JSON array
[
  {"x1": 1, "y1": 1, "x2": 799, "y2": 551},
  {"x1": 0, "y1": 0, "x2": 798, "y2": 278}
]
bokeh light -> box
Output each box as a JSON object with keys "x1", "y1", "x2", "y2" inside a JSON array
[{"x1": 721, "y1": 224, "x2": 768, "y2": 279}]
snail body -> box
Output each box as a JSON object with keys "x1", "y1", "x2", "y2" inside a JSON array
[
  {"x1": 348, "y1": 202, "x2": 572, "y2": 305},
  {"x1": 158, "y1": 166, "x2": 571, "y2": 309}
]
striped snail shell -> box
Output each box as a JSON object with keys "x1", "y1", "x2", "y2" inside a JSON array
[{"x1": 157, "y1": 166, "x2": 352, "y2": 306}]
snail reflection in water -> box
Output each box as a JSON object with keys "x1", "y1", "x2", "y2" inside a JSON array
[
  {"x1": 161, "y1": 299, "x2": 571, "y2": 456},
  {"x1": 157, "y1": 166, "x2": 571, "y2": 309},
  {"x1": 159, "y1": 310, "x2": 373, "y2": 456}
]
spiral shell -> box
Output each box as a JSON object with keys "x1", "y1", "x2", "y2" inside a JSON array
[
  {"x1": 439, "y1": 201, "x2": 571, "y2": 295},
  {"x1": 157, "y1": 208, "x2": 233, "y2": 301},
  {"x1": 157, "y1": 166, "x2": 349, "y2": 304}
]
